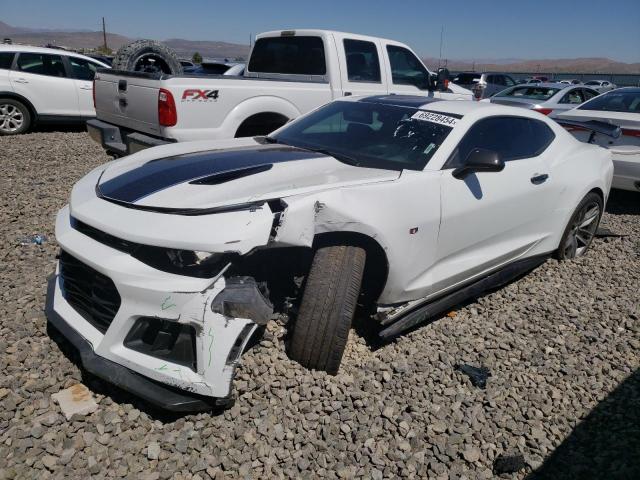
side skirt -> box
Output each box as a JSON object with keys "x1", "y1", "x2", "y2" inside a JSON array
[{"x1": 378, "y1": 253, "x2": 551, "y2": 340}]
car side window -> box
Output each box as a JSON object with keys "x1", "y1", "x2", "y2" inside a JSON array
[
  {"x1": 386, "y1": 45, "x2": 429, "y2": 89},
  {"x1": 560, "y1": 89, "x2": 584, "y2": 104},
  {"x1": 16, "y1": 52, "x2": 67, "y2": 77},
  {"x1": 504, "y1": 76, "x2": 516, "y2": 86},
  {"x1": 0, "y1": 52, "x2": 15, "y2": 69},
  {"x1": 344, "y1": 39, "x2": 381, "y2": 83},
  {"x1": 68, "y1": 57, "x2": 100, "y2": 81},
  {"x1": 582, "y1": 89, "x2": 599, "y2": 100},
  {"x1": 445, "y1": 116, "x2": 555, "y2": 168}
]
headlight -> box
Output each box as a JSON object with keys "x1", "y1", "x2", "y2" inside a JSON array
[{"x1": 132, "y1": 247, "x2": 238, "y2": 278}]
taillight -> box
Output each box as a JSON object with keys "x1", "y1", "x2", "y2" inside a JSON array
[
  {"x1": 622, "y1": 128, "x2": 640, "y2": 138},
  {"x1": 533, "y1": 107, "x2": 553, "y2": 116},
  {"x1": 158, "y1": 88, "x2": 177, "y2": 127},
  {"x1": 92, "y1": 79, "x2": 96, "y2": 109}
]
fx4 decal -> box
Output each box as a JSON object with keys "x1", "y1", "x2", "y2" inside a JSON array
[{"x1": 182, "y1": 89, "x2": 220, "y2": 102}]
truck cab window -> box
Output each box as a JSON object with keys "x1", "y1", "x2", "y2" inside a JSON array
[
  {"x1": 386, "y1": 45, "x2": 429, "y2": 89},
  {"x1": 248, "y1": 36, "x2": 326, "y2": 76},
  {"x1": 344, "y1": 39, "x2": 381, "y2": 83}
]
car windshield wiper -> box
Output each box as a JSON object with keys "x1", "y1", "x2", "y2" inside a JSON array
[{"x1": 301, "y1": 147, "x2": 361, "y2": 167}]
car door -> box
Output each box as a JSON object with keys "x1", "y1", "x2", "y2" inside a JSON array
[
  {"x1": 9, "y1": 52, "x2": 79, "y2": 117},
  {"x1": 434, "y1": 116, "x2": 557, "y2": 293},
  {"x1": 67, "y1": 55, "x2": 103, "y2": 117},
  {"x1": 334, "y1": 35, "x2": 388, "y2": 98}
]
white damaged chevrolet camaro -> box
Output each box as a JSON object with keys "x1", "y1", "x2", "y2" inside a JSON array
[{"x1": 48, "y1": 95, "x2": 616, "y2": 411}]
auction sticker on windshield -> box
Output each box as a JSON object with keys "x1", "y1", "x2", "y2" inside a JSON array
[{"x1": 411, "y1": 111, "x2": 458, "y2": 127}]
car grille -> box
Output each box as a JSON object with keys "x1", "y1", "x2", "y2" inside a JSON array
[{"x1": 59, "y1": 250, "x2": 121, "y2": 334}]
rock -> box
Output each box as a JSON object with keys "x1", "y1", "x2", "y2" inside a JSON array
[
  {"x1": 147, "y1": 442, "x2": 161, "y2": 460},
  {"x1": 463, "y1": 446, "x2": 481, "y2": 463},
  {"x1": 42, "y1": 455, "x2": 57, "y2": 471}
]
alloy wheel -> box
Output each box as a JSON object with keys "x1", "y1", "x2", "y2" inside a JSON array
[
  {"x1": 0, "y1": 103, "x2": 24, "y2": 133},
  {"x1": 562, "y1": 201, "x2": 601, "y2": 258}
]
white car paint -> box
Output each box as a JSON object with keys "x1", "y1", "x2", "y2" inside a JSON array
[
  {"x1": 90, "y1": 29, "x2": 471, "y2": 155},
  {"x1": 50, "y1": 97, "x2": 612, "y2": 404},
  {"x1": 557, "y1": 87, "x2": 640, "y2": 192},
  {"x1": 0, "y1": 45, "x2": 110, "y2": 120}
]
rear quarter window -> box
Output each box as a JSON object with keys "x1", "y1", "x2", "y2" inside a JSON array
[
  {"x1": 0, "y1": 52, "x2": 14, "y2": 69},
  {"x1": 498, "y1": 86, "x2": 560, "y2": 100},
  {"x1": 248, "y1": 36, "x2": 326, "y2": 76},
  {"x1": 446, "y1": 116, "x2": 555, "y2": 168}
]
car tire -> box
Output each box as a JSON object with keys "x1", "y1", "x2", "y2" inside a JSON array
[
  {"x1": 0, "y1": 98, "x2": 31, "y2": 135},
  {"x1": 112, "y1": 40, "x2": 184, "y2": 75},
  {"x1": 288, "y1": 245, "x2": 366, "y2": 374},
  {"x1": 556, "y1": 192, "x2": 603, "y2": 260}
]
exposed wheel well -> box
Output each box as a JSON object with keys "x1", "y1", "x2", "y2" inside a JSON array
[
  {"x1": 234, "y1": 112, "x2": 289, "y2": 138},
  {"x1": 0, "y1": 93, "x2": 37, "y2": 122},
  {"x1": 313, "y1": 231, "x2": 389, "y2": 306},
  {"x1": 588, "y1": 187, "x2": 605, "y2": 202}
]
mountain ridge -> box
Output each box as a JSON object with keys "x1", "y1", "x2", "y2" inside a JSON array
[{"x1": 2, "y1": 21, "x2": 639, "y2": 73}]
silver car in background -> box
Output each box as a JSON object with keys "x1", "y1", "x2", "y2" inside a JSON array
[
  {"x1": 485, "y1": 83, "x2": 600, "y2": 118},
  {"x1": 584, "y1": 80, "x2": 617, "y2": 92},
  {"x1": 451, "y1": 72, "x2": 517, "y2": 100},
  {"x1": 558, "y1": 87, "x2": 640, "y2": 192}
]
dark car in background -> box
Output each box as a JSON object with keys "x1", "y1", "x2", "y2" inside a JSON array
[{"x1": 452, "y1": 72, "x2": 517, "y2": 100}]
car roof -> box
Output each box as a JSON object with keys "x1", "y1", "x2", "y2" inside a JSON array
[
  {"x1": 0, "y1": 44, "x2": 110, "y2": 66},
  {"x1": 355, "y1": 95, "x2": 499, "y2": 116}
]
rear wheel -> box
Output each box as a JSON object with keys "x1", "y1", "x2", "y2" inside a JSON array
[
  {"x1": 0, "y1": 99, "x2": 31, "y2": 135},
  {"x1": 288, "y1": 245, "x2": 366, "y2": 374},
  {"x1": 557, "y1": 192, "x2": 603, "y2": 260}
]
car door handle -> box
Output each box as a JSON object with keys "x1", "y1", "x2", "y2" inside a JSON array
[
  {"x1": 79, "y1": 85, "x2": 93, "y2": 90},
  {"x1": 530, "y1": 173, "x2": 549, "y2": 185},
  {"x1": 13, "y1": 78, "x2": 28, "y2": 84}
]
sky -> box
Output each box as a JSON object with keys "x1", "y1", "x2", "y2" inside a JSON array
[{"x1": 2, "y1": 0, "x2": 640, "y2": 62}]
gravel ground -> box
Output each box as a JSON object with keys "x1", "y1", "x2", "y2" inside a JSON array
[{"x1": 0, "y1": 131, "x2": 638, "y2": 480}]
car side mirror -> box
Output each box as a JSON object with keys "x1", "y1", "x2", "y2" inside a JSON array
[
  {"x1": 436, "y1": 68, "x2": 450, "y2": 91},
  {"x1": 452, "y1": 148, "x2": 505, "y2": 179}
]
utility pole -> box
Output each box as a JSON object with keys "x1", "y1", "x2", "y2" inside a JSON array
[
  {"x1": 438, "y1": 25, "x2": 444, "y2": 69},
  {"x1": 102, "y1": 17, "x2": 108, "y2": 52}
]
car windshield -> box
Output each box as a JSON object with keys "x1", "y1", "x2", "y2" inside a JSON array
[
  {"x1": 270, "y1": 101, "x2": 457, "y2": 171},
  {"x1": 584, "y1": 81, "x2": 600, "y2": 86},
  {"x1": 497, "y1": 86, "x2": 560, "y2": 100},
  {"x1": 579, "y1": 90, "x2": 640, "y2": 113}
]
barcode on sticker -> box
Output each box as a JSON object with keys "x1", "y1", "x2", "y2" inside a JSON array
[{"x1": 411, "y1": 111, "x2": 458, "y2": 127}]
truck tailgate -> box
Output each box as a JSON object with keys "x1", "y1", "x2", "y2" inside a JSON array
[{"x1": 94, "y1": 71, "x2": 162, "y2": 136}]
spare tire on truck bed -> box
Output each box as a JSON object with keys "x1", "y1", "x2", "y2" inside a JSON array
[{"x1": 112, "y1": 40, "x2": 183, "y2": 75}]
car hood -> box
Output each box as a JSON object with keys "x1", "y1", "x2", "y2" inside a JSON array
[{"x1": 96, "y1": 144, "x2": 400, "y2": 211}]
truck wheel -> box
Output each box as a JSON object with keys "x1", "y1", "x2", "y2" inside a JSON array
[
  {"x1": 288, "y1": 245, "x2": 366, "y2": 374},
  {"x1": 0, "y1": 98, "x2": 31, "y2": 135},
  {"x1": 112, "y1": 40, "x2": 183, "y2": 75}
]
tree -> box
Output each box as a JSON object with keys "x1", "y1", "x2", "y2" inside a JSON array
[{"x1": 192, "y1": 52, "x2": 203, "y2": 64}]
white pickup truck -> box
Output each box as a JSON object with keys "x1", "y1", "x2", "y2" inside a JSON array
[{"x1": 88, "y1": 29, "x2": 472, "y2": 156}]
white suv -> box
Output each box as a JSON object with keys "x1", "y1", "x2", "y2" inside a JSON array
[{"x1": 0, "y1": 45, "x2": 110, "y2": 135}]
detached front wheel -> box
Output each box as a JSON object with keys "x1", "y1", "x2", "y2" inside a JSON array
[
  {"x1": 557, "y1": 192, "x2": 603, "y2": 260},
  {"x1": 288, "y1": 245, "x2": 366, "y2": 374}
]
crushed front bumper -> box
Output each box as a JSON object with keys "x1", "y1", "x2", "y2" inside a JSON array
[
  {"x1": 87, "y1": 119, "x2": 172, "y2": 157},
  {"x1": 46, "y1": 207, "x2": 271, "y2": 411}
]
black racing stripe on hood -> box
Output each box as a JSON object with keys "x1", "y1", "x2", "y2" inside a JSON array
[{"x1": 97, "y1": 145, "x2": 325, "y2": 203}]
